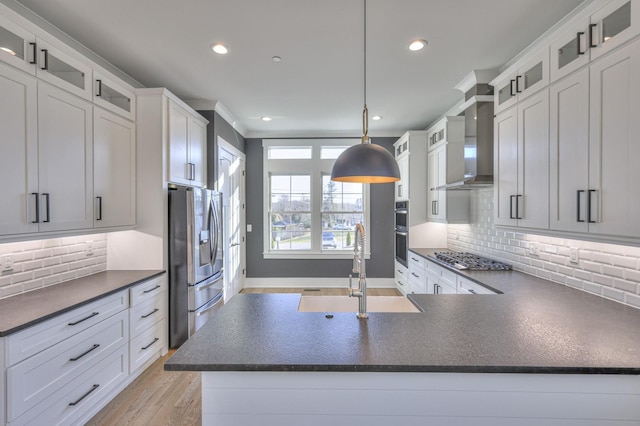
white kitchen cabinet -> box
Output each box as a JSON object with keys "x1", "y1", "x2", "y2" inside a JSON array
[
  {"x1": 493, "y1": 48, "x2": 549, "y2": 114},
  {"x1": 168, "y1": 99, "x2": 207, "y2": 188},
  {"x1": 0, "y1": 13, "x2": 36, "y2": 74},
  {"x1": 394, "y1": 261, "x2": 408, "y2": 295},
  {"x1": 393, "y1": 131, "x2": 428, "y2": 224},
  {"x1": 408, "y1": 254, "x2": 427, "y2": 294},
  {"x1": 549, "y1": 68, "x2": 590, "y2": 233},
  {"x1": 93, "y1": 107, "x2": 136, "y2": 229},
  {"x1": 588, "y1": 37, "x2": 640, "y2": 238},
  {"x1": 0, "y1": 61, "x2": 38, "y2": 235},
  {"x1": 37, "y1": 81, "x2": 94, "y2": 233},
  {"x1": 35, "y1": 37, "x2": 92, "y2": 101},
  {"x1": 550, "y1": 0, "x2": 640, "y2": 82},
  {"x1": 494, "y1": 89, "x2": 549, "y2": 230},
  {"x1": 93, "y1": 71, "x2": 136, "y2": 121}
]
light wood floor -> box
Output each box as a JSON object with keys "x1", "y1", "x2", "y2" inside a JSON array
[{"x1": 87, "y1": 287, "x2": 401, "y2": 425}]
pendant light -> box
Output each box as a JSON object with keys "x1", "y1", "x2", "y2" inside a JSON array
[{"x1": 331, "y1": 0, "x2": 400, "y2": 183}]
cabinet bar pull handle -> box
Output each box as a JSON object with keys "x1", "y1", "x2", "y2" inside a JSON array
[
  {"x1": 516, "y1": 195, "x2": 523, "y2": 220},
  {"x1": 142, "y1": 337, "x2": 160, "y2": 350},
  {"x1": 68, "y1": 384, "x2": 99, "y2": 406},
  {"x1": 397, "y1": 281, "x2": 404, "y2": 286},
  {"x1": 435, "y1": 200, "x2": 439, "y2": 216},
  {"x1": 96, "y1": 79, "x2": 102, "y2": 97},
  {"x1": 32, "y1": 193, "x2": 39, "y2": 223},
  {"x1": 143, "y1": 284, "x2": 161, "y2": 294},
  {"x1": 589, "y1": 23, "x2": 598, "y2": 48},
  {"x1": 96, "y1": 196, "x2": 102, "y2": 221},
  {"x1": 41, "y1": 49, "x2": 48, "y2": 70},
  {"x1": 509, "y1": 79, "x2": 516, "y2": 97},
  {"x1": 29, "y1": 42, "x2": 37, "y2": 64},
  {"x1": 587, "y1": 189, "x2": 596, "y2": 223},
  {"x1": 191, "y1": 163, "x2": 196, "y2": 180},
  {"x1": 69, "y1": 344, "x2": 100, "y2": 361},
  {"x1": 68, "y1": 312, "x2": 99, "y2": 326},
  {"x1": 576, "y1": 190, "x2": 585, "y2": 222},
  {"x1": 515, "y1": 75, "x2": 523, "y2": 93},
  {"x1": 509, "y1": 195, "x2": 515, "y2": 219},
  {"x1": 141, "y1": 308, "x2": 159, "y2": 319},
  {"x1": 577, "y1": 32, "x2": 586, "y2": 55},
  {"x1": 42, "y1": 193, "x2": 50, "y2": 223},
  {"x1": 411, "y1": 272, "x2": 419, "y2": 278}
]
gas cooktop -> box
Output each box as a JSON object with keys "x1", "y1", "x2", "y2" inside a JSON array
[{"x1": 428, "y1": 251, "x2": 512, "y2": 271}]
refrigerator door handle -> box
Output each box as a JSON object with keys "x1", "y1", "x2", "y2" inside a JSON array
[{"x1": 208, "y1": 198, "x2": 217, "y2": 265}]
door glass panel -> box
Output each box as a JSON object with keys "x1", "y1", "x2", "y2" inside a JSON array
[
  {"x1": 524, "y1": 62, "x2": 543, "y2": 89},
  {"x1": 98, "y1": 81, "x2": 131, "y2": 112},
  {"x1": 602, "y1": 1, "x2": 631, "y2": 43},
  {"x1": 0, "y1": 25, "x2": 24, "y2": 60},
  {"x1": 498, "y1": 82, "x2": 513, "y2": 105},
  {"x1": 558, "y1": 37, "x2": 579, "y2": 69},
  {"x1": 47, "y1": 53, "x2": 85, "y2": 90}
]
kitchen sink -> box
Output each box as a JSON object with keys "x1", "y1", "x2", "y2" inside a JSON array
[{"x1": 297, "y1": 296, "x2": 421, "y2": 313}]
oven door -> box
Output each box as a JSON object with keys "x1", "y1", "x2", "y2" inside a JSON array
[
  {"x1": 395, "y1": 201, "x2": 408, "y2": 229},
  {"x1": 395, "y1": 228, "x2": 408, "y2": 267}
]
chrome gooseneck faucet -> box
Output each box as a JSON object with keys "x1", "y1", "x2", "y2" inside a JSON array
[{"x1": 348, "y1": 223, "x2": 368, "y2": 319}]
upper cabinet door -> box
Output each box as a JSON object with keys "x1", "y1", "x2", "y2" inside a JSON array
[
  {"x1": 550, "y1": 19, "x2": 591, "y2": 82},
  {"x1": 167, "y1": 100, "x2": 190, "y2": 185},
  {"x1": 93, "y1": 72, "x2": 136, "y2": 121},
  {"x1": 37, "y1": 82, "x2": 93, "y2": 232},
  {"x1": 494, "y1": 109, "x2": 519, "y2": 227},
  {"x1": 0, "y1": 62, "x2": 38, "y2": 235},
  {"x1": 94, "y1": 107, "x2": 136, "y2": 228},
  {"x1": 35, "y1": 38, "x2": 92, "y2": 100},
  {"x1": 493, "y1": 71, "x2": 519, "y2": 114},
  {"x1": 188, "y1": 118, "x2": 207, "y2": 188},
  {"x1": 0, "y1": 14, "x2": 36, "y2": 74},
  {"x1": 589, "y1": 37, "x2": 640, "y2": 238},
  {"x1": 590, "y1": 0, "x2": 640, "y2": 60}
]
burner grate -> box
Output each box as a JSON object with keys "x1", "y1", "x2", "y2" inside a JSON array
[{"x1": 431, "y1": 251, "x2": 512, "y2": 271}]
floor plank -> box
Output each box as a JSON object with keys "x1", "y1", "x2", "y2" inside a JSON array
[{"x1": 87, "y1": 287, "x2": 401, "y2": 425}]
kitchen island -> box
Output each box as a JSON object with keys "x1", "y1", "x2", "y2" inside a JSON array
[{"x1": 165, "y1": 262, "x2": 640, "y2": 425}]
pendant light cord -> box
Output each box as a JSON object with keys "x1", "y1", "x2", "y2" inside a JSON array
[{"x1": 362, "y1": 0, "x2": 369, "y2": 143}]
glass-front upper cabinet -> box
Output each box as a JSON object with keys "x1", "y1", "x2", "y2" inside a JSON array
[
  {"x1": 0, "y1": 14, "x2": 36, "y2": 74},
  {"x1": 493, "y1": 48, "x2": 549, "y2": 115},
  {"x1": 35, "y1": 38, "x2": 92, "y2": 100},
  {"x1": 590, "y1": 0, "x2": 639, "y2": 60},
  {"x1": 93, "y1": 72, "x2": 136, "y2": 121},
  {"x1": 550, "y1": 19, "x2": 591, "y2": 82}
]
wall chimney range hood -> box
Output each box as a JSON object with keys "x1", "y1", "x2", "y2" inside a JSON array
[{"x1": 435, "y1": 70, "x2": 497, "y2": 191}]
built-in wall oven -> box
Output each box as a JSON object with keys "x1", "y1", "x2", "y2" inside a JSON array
[{"x1": 395, "y1": 201, "x2": 408, "y2": 266}]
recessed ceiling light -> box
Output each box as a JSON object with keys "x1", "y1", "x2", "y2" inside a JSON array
[
  {"x1": 0, "y1": 47, "x2": 16, "y2": 56},
  {"x1": 211, "y1": 43, "x2": 228, "y2": 54},
  {"x1": 408, "y1": 39, "x2": 428, "y2": 51},
  {"x1": 272, "y1": 56, "x2": 282, "y2": 62},
  {"x1": 372, "y1": 115, "x2": 382, "y2": 121},
  {"x1": 261, "y1": 116, "x2": 272, "y2": 122}
]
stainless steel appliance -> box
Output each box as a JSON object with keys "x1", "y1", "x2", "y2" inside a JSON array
[
  {"x1": 395, "y1": 201, "x2": 408, "y2": 266},
  {"x1": 427, "y1": 251, "x2": 512, "y2": 271},
  {"x1": 168, "y1": 186, "x2": 223, "y2": 348}
]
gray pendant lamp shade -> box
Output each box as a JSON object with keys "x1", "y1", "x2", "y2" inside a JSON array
[
  {"x1": 331, "y1": 141, "x2": 400, "y2": 183},
  {"x1": 330, "y1": 0, "x2": 400, "y2": 184}
]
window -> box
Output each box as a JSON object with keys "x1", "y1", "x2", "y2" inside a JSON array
[{"x1": 263, "y1": 139, "x2": 369, "y2": 259}]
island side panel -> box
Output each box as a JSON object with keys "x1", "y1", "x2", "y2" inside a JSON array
[{"x1": 201, "y1": 371, "x2": 640, "y2": 425}]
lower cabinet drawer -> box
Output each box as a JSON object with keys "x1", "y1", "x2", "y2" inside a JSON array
[
  {"x1": 6, "y1": 310, "x2": 129, "y2": 422},
  {"x1": 129, "y1": 291, "x2": 166, "y2": 337},
  {"x1": 9, "y1": 344, "x2": 129, "y2": 426},
  {"x1": 130, "y1": 318, "x2": 166, "y2": 374}
]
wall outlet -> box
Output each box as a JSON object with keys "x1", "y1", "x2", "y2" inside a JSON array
[
  {"x1": 529, "y1": 242, "x2": 539, "y2": 256},
  {"x1": 570, "y1": 248, "x2": 580, "y2": 264},
  {"x1": 1, "y1": 255, "x2": 14, "y2": 272},
  {"x1": 85, "y1": 242, "x2": 94, "y2": 257},
  {"x1": 247, "y1": 224, "x2": 253, "y2": 232}
]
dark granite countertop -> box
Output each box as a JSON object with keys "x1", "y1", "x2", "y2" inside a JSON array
[
  {"x1": 0, "y1": 270, "x2": 165, "y2": 336},
  {"x1": 165, "y1": 250, "x2": 640, "y2": 374}
]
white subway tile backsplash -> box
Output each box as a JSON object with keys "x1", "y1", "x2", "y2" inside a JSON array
[
  {"x1": 0, "y1": 234, "x2": 107, "y2": 299},
  {"x1": 448, "y1": 189, "x2": 640, "y2": 309}
]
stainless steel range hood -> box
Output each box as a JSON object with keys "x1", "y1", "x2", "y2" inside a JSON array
[{"x1": 436, "y1": 71, "x2": 496, "y2": 191}]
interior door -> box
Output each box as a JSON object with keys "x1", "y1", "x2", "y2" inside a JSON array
[{"x1": 218, "y1": 138, "x2": 246, "y2": 303}]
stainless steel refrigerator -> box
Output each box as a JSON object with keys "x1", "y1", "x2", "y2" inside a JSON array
[{"x1": 168, "y1": 186, "x2": 223, "y2": 348}]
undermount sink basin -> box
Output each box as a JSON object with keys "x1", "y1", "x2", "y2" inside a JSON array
[{"x1": 297, "y1": 296, "x2": 421, "y2": 313}]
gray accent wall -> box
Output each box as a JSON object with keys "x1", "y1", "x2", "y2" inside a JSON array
[
  {"x1": 198, "y1": 111, "x2": 246, "y2": 189},
  {"x1": 245, "y1": 137, "x2": 397, "y2": 278}
]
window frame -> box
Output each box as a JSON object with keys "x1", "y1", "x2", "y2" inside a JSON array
[{"x1": 263, "y1": 139, "x2": 370, "y2": 259}]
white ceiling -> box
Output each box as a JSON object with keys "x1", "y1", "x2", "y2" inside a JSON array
[{"x1": 14, "y1": 0, "x2": 585, "y2": 137}]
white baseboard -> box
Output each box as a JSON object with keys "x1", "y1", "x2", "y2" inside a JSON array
[{"x1": 244, "y1": 277, "x2": 395, "y2": 289}]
